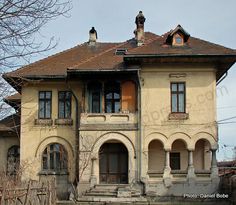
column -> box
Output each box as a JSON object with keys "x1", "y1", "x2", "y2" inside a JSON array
[
  {"x1": 210, "y1": 149, "x2": 218, "y2": 178},
  {"x1": 187, "y1": 150, "x2": 196, "y2": 180},
  {"x1": 163, "y1": 150, "x2": 172, "y2": 187},
  {"x1": 90, "y1": 157, "x2": 97, "y2": 187}
]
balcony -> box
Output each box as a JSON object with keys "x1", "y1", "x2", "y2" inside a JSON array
[{"x1": 80, "y1": 112, "x2": 138, "y2": 131}]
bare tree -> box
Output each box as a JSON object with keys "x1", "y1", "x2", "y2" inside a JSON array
[{"x1": 0, "y1": 0, "x2": 72, "y2": 70}]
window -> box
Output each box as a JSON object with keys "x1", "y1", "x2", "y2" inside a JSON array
[
  {"x1": 7, "y1": 146, "x2": 20, "y2": 175},
  {"x1": 173, "y1": 33, "x2": 184, "y2": 46},
  {"x1": 42, "y1": 143, "x2": 67, "y2": 171},
  {"x1": 171, "y1": 82, "x2": 185, "y2": 113},
  {"x1": 58, "y1": 91, "x2": 71, "y2": 119},
  {"x1": 105, "y1": 82, "x2": 120, "y2": 113},
  {"x1": 88, "y1": 82, "x2": 102, "y2": 113},
  {"x1": 170, "y1": 152, "x2": 180, "y2": 170},
  {"x1": 39, "y1": 91, "x2": 52, "y2": 119}
]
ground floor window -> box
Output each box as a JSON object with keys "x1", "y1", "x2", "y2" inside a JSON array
[
  {"x1": 170, "y1": 152, "x2": 180, "y2": 170},
  {"x1": 7, "y1": 145, "x2": 20, "y2": 175},
  {"x1": 42, "y1": 143, "x2": 68, "y2": 172}
]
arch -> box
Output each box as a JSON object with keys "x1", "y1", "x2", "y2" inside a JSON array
[
  {"x1": 35, "y1": 136, "x2": 74, "y2": 158},
  {"x1": 144, "y1": 132, "x2": 168, "y2": 151},
  {"x1": 92, "y1": 132, "x2": 135, "y2": 158},
  {"x1": 192, "y1": 132, "x2": 217, "y2": 150},
  {"x1": 168, "y1": 132, "x2": 191, "y2": 150},
  {"x1": 148, "y1": 140, "x2": 165, "y2": 172},
  {"x1": 91, "y1": 132, "x2": 135, "y2": 184}
]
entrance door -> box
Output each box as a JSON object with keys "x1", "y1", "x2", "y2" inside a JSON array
[{"x1": 99, "y1": 143, "x2": 128, "y2": 184}]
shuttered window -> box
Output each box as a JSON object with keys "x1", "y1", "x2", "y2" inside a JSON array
[{"x1": 121, "y1": 81, "x2": 136, "y2": 113}]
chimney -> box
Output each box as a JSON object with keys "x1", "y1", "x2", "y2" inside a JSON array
[
  {"x1": 88, "y1": 27, "x2": 97, "y2": 45},
  {"x1": 134, "y1": 11, "x2": 146, "y2": 46}
]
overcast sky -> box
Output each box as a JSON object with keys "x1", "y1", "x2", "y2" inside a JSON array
[{"x1": 36, "y1": 0, "x2": 236, "y2": 161}]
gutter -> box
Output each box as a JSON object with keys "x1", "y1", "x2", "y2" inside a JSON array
[
  {"x1": 65, "y1": 79, "x2": 80, "y2": 185},
  {"x1": 137, "y1": 69, "x2": 145, "y2": 194},
  {"x1": 216, "y1": 71, "x2": 228, "y2": 85}
]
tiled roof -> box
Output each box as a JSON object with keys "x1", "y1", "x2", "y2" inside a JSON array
[
  {"x1": 127, "y1": 32, "x2": 236, "y2": 56},
  {"x1": 3, "y1": 30, "x2": 236, "y2": 79},
  {"x1": 0, "y1": 114, "x2": 20, "y2": 133}
]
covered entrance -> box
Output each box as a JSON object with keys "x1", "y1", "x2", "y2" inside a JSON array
[{"x1": 99, "y1": 142, "x2": 128, "y2": 184}]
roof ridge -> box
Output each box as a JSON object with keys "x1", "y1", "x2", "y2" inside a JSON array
[
  {"x1": 127, "y1": 34, "x2": 161, "y2": 54},
  {"x1": 68, "y1": 41, "x2": 129, "y2": 69}
]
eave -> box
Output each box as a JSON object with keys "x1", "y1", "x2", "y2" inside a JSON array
[{"x1": 124, "y1": 54, "x2": 236, "y2": 81}]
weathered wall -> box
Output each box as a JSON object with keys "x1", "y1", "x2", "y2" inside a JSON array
[
  {"x1": 141, "y1": 65, "x2": 218, "y2": 178},
  {"x1": 0, "y1": 135, "x2": 20, "y2": 172},
  {"x1": 20, "y1": 81, "x2": 82, "y2": 182}
]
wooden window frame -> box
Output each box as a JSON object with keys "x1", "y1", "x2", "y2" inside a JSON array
[
  {"x1": 171, "y1": 82, "x2": 186, "y2": 113},
  {"x1": 58, "y1": 91, "x2": 72, "y2": 119},
  {"x1": 38, "y1": 91, "x2": 52, "y2": 119},
  {"x1": 42, "y1": 143, "x2": 68, "y2": 172},
  {"x1": 104, "y1": 82, "x2": 121, "y2": 113}
]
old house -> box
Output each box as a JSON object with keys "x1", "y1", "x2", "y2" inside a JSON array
[{"x1": 1, "y1": 11, "x2": 236, "y2": 201}]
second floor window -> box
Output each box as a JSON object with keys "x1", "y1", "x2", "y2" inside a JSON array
[
  {"x1": 58, "y1": 91, "x2": 71, "y2": 119},
  {"x1": 105, "y1": 82, "x2": 120, "y2": 113},
  {"x1": 171, "y1": 82, "x2": 185, "y2": 113},
  {"x1": 39, "y1": 91, "x2": 52, "y2": 119},
  {"x1": 88, "y1": 82, "x2": 102, "y2": 113}
]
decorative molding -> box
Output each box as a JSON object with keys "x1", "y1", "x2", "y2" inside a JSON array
[
  {"x1": 34, "y1": 119, "x2": 53, "y2": 126},
  {"x1": 169, "y1": 73, "x2": 187, "y2": 78},
  {"x1": 55, "y1": 118, "x2": 73, "y2": 126},
  {"x1": 168, "y1": 113, "x2": 189, "y2": 120}
]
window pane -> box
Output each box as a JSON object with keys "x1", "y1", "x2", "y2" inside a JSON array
[
  {"x1": 106, "y1": 92, "x2": 112, "y2": 99},
  {"x1": 46, "y1": 92, "x2": 51, "y2": 99},
  {"x1": 45, "y1": 101, "x2": 51, "y2": 118},
  {"x1": 175, "y1": 37, "x2": 182, "y2": 44},
  {"x1": 65, "y1": 101, "x2": 71, "y2": 118},
  {"x1": 92, "y1": 92, "x2": 100, "y2": 113},
  {"x1": 178, "y1": 83, "x2": 185, "y2": 92},
  {"x1": 39, "y1": 101, "x2": 45, "y2": 118},
  {"x1": 50, "y1": 152, "x2": 54, "y2": 169},
  {"x1": 59, "y1": 101, "x2": 65, "y2": 118},
  {"x1": 178, "y1": 93, "x2": 185, "y2": 112},
  {"x1": 59, "y1": 92, "x2": 64, "y2": 100},
  {"x1": 171, "y1": 84, "x2": 177, "y2": 92},
  {"x1": 65, "y1": 92, "x2": 71, "y2": 99},
  {"x1": 171, "y1": 94, "x2": 177, "y2": 112},
  {"x1": 114, "y1": 101, "x2": 120, "y2": 113},
  {"x1": 106, "y1": 101, "x2": 112, "y2": 113},
  {"x1": 114, "y1": 92, "x2": 120, "y2": 100},
  {"x1": 39, "y1": 92, "x2": 45, "y2": 99}
]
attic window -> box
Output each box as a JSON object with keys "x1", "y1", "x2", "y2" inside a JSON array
[
  {"x1": 115, "y1": 48, "x2": 127, "y2": 55},
  {"x1": 173, "y1": 33, "x2": 184, "y2": 46}
]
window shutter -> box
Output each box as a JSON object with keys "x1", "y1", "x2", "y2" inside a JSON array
[{"x1": 121, "y1": 81, "x2": 136, "y2": 113}]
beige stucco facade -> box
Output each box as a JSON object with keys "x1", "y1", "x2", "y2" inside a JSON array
[{"x1": 8, "y1": 63, "x2": 219, "y2": 198}]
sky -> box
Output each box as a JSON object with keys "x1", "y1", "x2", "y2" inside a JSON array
[{"x1": 33, "y1": 0, "x2": 236, "y2": 161}]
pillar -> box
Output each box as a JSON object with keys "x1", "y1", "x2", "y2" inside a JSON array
[
  {"x1": 187, "y1": 150, "x2": 196, "y2": 181},
  {"x1": 163, "y1": 150, "x2": 172, "y2": 187}
]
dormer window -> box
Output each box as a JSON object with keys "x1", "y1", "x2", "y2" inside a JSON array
[
  {"x1": 173, "y1": 33, "x2": 184, "y2": 46},
  {"x1": 166, "y1": 25, "x2": 190, "y2": 46}
]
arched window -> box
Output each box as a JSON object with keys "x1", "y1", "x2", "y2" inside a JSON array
[
  {"x1": 42, "y1": 143, "x2": 68, "y2": 171},
  {"x1": 104, "y1": 81, "x2": 120, "y2": 113},
  {"x1": 7, "y1": 145, "x2": 20, "y2": 175}
]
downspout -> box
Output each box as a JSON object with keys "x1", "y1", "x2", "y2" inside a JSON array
[
  {"x1": 66, "y1": 79, "x2": 80, "y2": 185},
  {"x1": 137, "y1": 69, "x2": 145, "y2": 193},
  {"x1": 216, "y1": 71, "x2": 228, "y2": 86}
]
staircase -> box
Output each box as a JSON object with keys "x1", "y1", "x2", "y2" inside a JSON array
[{"x1": 78, "y1": 184, "x2": 146, "y2": 203}]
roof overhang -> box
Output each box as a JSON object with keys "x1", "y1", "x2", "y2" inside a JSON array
[{"x1": 124, "y1": 54, "x2": 236, "y2": 81}]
